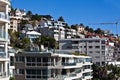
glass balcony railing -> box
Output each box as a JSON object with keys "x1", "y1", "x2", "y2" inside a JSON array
[
  {"x1": 62, "y1": 62, "x2": 76, "y2": 66},
  {"x1": 0, "y1": 31, "x2": 6, "y2": 40},
  {"x1": 0, "y1": 13, "x2": 9, "y2": 21}
]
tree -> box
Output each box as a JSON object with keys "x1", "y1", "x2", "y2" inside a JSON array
[
  {"x1": 21, "y1": 38, "x2": 30, "y2": 48},
  {"x1": 85, "y1": 26, "x2": 94, "y2": 33},
  {"x1": 71, "y1": 24, "x2": 78, "y2": 31},
  {"x1": 85, "y1": 26, "x2": 89, "y2": 31},
  {"x1": 92, "y1": 64, "x2": 107, "y2": 80},
  {"x1": 9, "y1": 31, "x2": 20, "y2": 48},
  {"x1": 89, "y1": 28, "x2": 94, "y2": 33},
  {"x1": 94, "y1": 28, "x2": 104, "y2": 34},
  {"x1": 40, "y1": 36, "x2": 58, "y2": 49},
  {"x1": 31, "y1": 14, "x2": 41, "y2": 21},
  {"x1": 9, "y1": 77, "x2": 15, "y2": 80},
  {"x1": 58, "y1": 16, "x2": 65, "y2": 22},
  {"x1": 33, "y1": 36, "x2": 41, "y2": 50},
  {"x1": 10, "y1": 7, "x2": 16, "y2": 16},
  {"x1": 26, "y1": 11, "x2": 32, "y2": 18},
  {"x1": 20, "y1": 19, "x2": 29, "y2": 30}
]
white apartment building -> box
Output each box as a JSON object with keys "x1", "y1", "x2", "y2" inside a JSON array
[
  {"x1": 0, "y1": 0, "x2": 10, "y2": 80},
  {"x1": 77, "y1": 25, "x2": 85, "y2": 33},
  {"x1": 15, "y1": 51, "x2": 93, "y2": 80},
  {"x1": 59, "y1": 38, "x2": 114, "y2": 66},
  {"x1": 26, "y1": 30, "x2": 41, "y2": 51},
  {"x1": 9, "y1": 9, "x2": 29, "y2": 32},
  {"x1": 39, "y1": 19, "x2": 65, "y2": 41},
  {"x1": 9, "y1": 18, "x2": 18, "y2": 32}
]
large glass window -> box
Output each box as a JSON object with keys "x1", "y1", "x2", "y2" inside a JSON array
[
  {"x1": 95, "y1": 46, "x2": 100, "y2": 48},
  {"x1": 16, "y1": 56, "x2": 24, "y2": 62},
  {"x1": 26, "y1": 57, "x2": 36, "y2": 62},
  {"x1": 89, "y1": 46, "x2": 93, "y2": 48}
]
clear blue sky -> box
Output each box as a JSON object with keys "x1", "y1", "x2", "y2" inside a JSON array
[{"x1": 11, "y1": 0, "x2": 120, "y2": 35}]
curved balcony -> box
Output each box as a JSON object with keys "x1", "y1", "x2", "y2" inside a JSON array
[
  {"x1": 0, "y1": 13, "x2": 9, "y2": 23},
  {"x1": 0, "y1": 0, "x2": 10, "y2": 5}
]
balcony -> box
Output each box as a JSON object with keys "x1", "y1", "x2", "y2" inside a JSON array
[
  {"x1": 0, "y1": 12, "x2": 9, "y2": 22},
  {"x1": 0, "y1": 31, "x2": 6, "y2": 41}
]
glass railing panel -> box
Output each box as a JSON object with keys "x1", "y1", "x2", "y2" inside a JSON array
[
  {"x1": 0, "y1": 12, "x2": 9, "y2": 20},
  {"x1": 0, "y1": 30, "x2": 6, "y2": 39}
]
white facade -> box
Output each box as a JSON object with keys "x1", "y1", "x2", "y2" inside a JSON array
[
  {"x1": 39, "y1": 19, "x2": 65, "y2": 41},
  {"x1": 9, "y1": 19, "x2": 18, "y2": 32},
  {"x1": 59, "y1": 38, "x2": 114, "y2": 66},
  {"x1": 15, "y1": 51, "x2": 93, "y2": 80},
  {"x1": 0, "y1": 0, "x2": 10, "y2": 79},
  {"x1": 26, "y1": 31, "x2": 41, "y2": 51}
]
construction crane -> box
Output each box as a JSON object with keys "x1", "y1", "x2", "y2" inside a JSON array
[
  {"x1": 89, "y1": 21, "x2": 119, "y2": 36},
  {"x1": 98, "y1": 22, "x2": 118, "y2": 36}
]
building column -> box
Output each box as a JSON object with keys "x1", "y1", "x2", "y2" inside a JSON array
[
  {"x1": 0, "y1": 63, "x2": 3, "y2": 76},
  {"x1": 4, "y1": 62, "x2": 8, "y2": 77},
  {"x1": 5, "y1": 4, "x2": 9, "y2": 18},
  {"x1": 54, "y1": 58, "x2": 56, "y2": 66}
]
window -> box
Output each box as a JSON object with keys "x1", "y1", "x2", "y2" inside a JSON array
[
  {"x1": 102, "y1": 51, "x2": 105, "y2": 55},
  {"x1": 95, "y1": 56, "x2": 100, "y2": 58},
  {"x1": 95, "y1": 40, "x2": 99, "y2": 43},
  {"x1": 85, "y1": 58, "x2": 92, "y2": 62},
  {"x1": 10, "y1": 56, "x2": 14, "y2": 66},
  {"x1": 16, "y1": 69, "x2": 24, "y2": 75},
  {"x1": 72, "y1": 41, "x2": 79, "y2": 44},
  {"x1": 95, "y1": 46, "x2": 100, "y2": 48},
  {"x1": 72, "y1": 46, "x2": 78, "y2": 49},
  {"x1": 89, "y1": 46, "x2": 93, "y2": 48},
  {"x1": 101, "y1": 40, "x2": 105, "y2": 44},
  {"x1": 88, "y1": 41, "x2": 92, "y2": 43},
  {"x1": 102, "y1": 46, "x2": 105, "y2": 49},
  {"x1": 37, "y1": 58, "x2": 41, "y2": 62},
  {"x1": 19, "y1": 69, "x2": 24, "y2": 74},
  {"x1": 96, "y1": 62, "x2": 100, "y2": 65},
  {"x1": 26, "y1": 57, "x2": 36, "y2": 62},
  {"x1": 16, "y1": 56, "x2": 24, "y2": 62},
  {"x1": 95, "y1": 51, "x2": 100, "y2": 53},
  {"x1": 89, "y1": 51, "x2": 93, "y2": 54}
]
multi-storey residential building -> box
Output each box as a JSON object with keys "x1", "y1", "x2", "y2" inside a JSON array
[
  {"x1": 39, "y1": 19, "x2": 65, "y2": 41},
  {"x1": 71, "y1": 29, "x2": 77, "y2": 38},
  {"x1": 77, "y1": 25, "x2": 85, "y2": 34},
  {"x1": 65, "y1": 28, "x2": 72, "y2": 39},
  {"x1": 26, "y1": 30, "x2": 41, "y2": 51},
  {"x1": 15, "y1": 51, "x2": 93, "y2": 80},
  {"x1": 114, "y1": 48, "x2": 120, "y2": 61},
  {"x1": 9, "y1": 18, "x2": 18, "y2": 32},
  {"x1": 9, "y1": 9, "x2": 29, "y2": 32},
  {"x1": 59, "y1": 38, "x2": 114, "y2": 66},
  {"x1": 0, "y1": 0, "x2": 10, "y2": 79}
]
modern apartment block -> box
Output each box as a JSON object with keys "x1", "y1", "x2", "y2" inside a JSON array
[
  {"x1": 59, "y1": 38, "x2": 114, "y2": 66},
  {"x1": 15, "y1": 51, "x2": 93, "y2": 80},
  {"x1": 39, "y1": 19, "x2": 65, "y2": 41},
  {"x1": 0, "y1": 0, "x2": 10, "y2": 79},
  {"x1": 9, "y1": 9, "x2": 29, "y2": 32}
]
